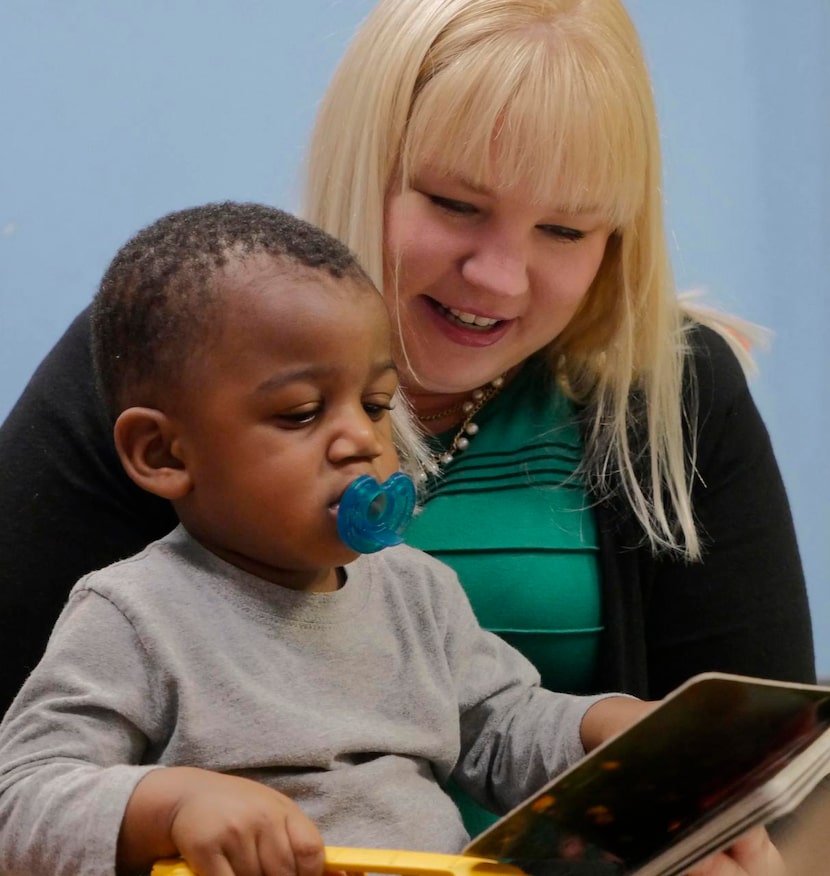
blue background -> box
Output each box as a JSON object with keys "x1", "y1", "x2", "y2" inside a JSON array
[{"x1": 1, "y1": 2, "x2": 827, "y2": 674}]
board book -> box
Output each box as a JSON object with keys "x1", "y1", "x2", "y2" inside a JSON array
[{"x1": 153, "y1": 672, "x2": 830, "y2": 876}]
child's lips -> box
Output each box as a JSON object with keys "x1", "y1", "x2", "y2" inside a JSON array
[
  {"x1": 329, "y1": 491, "x2": 346, "y2": 515},
  {"x1": 329, "y1": 479, "x2": 362, "y2": 512}
]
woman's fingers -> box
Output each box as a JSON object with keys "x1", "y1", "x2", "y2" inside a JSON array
[{"x1": 685, "y1": 827, "x2": 787, "y2": 876}]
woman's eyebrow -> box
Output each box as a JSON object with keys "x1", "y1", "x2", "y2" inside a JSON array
[{"x1": 415, "y1": 168, "x2": 493, "y2": 196}]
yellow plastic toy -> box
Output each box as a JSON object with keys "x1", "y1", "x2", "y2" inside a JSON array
[{"x1": 151, "y1": 846, "x2": 526, "y2": 876}]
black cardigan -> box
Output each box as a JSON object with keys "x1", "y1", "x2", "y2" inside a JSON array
[
  {"x1": 0, "y1": 308, "x2": 815, "y2": 714},
  {"x1": 592, "y1": 325, "x2": 815, "y2": 695}
]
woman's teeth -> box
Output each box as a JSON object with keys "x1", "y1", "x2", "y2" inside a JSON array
[{"x1": 439, "y1": 303, "x2": 501, "y2": 330}]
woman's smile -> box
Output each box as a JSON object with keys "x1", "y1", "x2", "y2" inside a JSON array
[
  {"x1": 424, "y1": 296, "x2": 513, "y2": 348},
  {"x1": 436, "y1": 302, "x2": 503, "y2": 331}
]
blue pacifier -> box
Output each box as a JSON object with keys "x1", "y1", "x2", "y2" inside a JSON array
[{"x1": 336, "y1": 473, "x2": 416, "y2": 554}]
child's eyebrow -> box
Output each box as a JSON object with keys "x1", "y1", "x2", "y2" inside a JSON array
[{"x1": 254, "y1": 361, "x2": 398, "y2": 395}]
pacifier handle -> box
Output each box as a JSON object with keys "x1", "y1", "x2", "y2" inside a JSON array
[{"x1": 336, "y1": 473, "x2": 416, "y2": 554}]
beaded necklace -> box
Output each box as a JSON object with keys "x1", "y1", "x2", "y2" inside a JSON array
[{"x1": 418, "y1": 374, "x2": 507, "y2": 479}]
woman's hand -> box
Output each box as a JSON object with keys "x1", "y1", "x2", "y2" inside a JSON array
[
  {"x1": 685, "y1": 826, "x2": 786, "y2": 876},
  {"x1": 578, "y1": 704, "x2": 787, "y2": 875},
  {"x1": 117, "y1": 766, "x2": 326, "y2": 876}
]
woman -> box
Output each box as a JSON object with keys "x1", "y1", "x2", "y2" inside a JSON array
[
  {"x1": 299, "y1": 3, "x2": 813, "y2": 863},
  {"x1": 0, "y1": 0, "x2": 809, "y2": 872},
  {"x1": 303, "y1": 0, "x2": 813, "y2": 696}
]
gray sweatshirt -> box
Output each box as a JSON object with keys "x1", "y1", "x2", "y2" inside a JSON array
[{"x1": 0, "y1": 526, "x2": 606, "y2": 876}]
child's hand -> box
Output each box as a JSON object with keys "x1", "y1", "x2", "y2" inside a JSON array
[
  {"x1": 579, "y1": 696, "x2": 656, "y2": 752},
  {"x1": 168, "y1": 769, "x2": 325, "y2": 876},
  {"x1": 118, "y1": 766, "x2": 326, "y2": 876}
]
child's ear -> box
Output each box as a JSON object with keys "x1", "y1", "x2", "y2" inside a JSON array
[{"x1": 113, "y1": 407, "x2": 193, "y2": 500}]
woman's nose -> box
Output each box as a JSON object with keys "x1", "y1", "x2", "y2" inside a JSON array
[{"x1": 460, "y1": 232, "x2": 529, "y2": 298}]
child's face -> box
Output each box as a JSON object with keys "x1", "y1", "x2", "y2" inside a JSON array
[{"x1": 170, "y1": 255, "x2": 401, "y2": 591}]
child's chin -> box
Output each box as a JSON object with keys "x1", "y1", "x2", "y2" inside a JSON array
[{"x1": 334, "y1": 544, "x2": 362, "y2": 565}]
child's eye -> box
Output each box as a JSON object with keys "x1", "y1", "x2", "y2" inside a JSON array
[
  {"x1": 363, "y1": 401, "x2": 394, "y2": 422},
  {"x1": 275, "y1": 406, "x2": 320, "y2": 428}
]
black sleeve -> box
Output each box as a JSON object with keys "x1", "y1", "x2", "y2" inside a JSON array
[
  {"x1": 644, "y1": 326, "x2": 816, "y2": 697},
  {"x1": 0, "y1": 306, "x2": 178, "y2": 715}
]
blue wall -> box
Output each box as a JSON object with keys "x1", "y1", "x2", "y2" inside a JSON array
[{"x1": 1, "y1": 2, "x2": 827, "y2": 672}]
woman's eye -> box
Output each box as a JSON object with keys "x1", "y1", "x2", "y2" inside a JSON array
[
  {"x1": 427, "y1": 194, "x2": 478, "y2": 216},
  {"x1": 538, "y1": 223, "x2": 585, "y2": 242}
]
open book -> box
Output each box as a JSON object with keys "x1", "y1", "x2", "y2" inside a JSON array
[{"x1": 152, "y1": 672, "x2": 830, "y2": 876}]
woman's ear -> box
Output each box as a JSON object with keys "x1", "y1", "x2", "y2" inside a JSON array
[{"x1": 113, "y1": 407, "x2": 193, "y2": 500}]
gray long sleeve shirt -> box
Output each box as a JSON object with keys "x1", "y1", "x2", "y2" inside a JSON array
[{"x1": 0, "y1": 526, "x2": 606, "y2": 876}]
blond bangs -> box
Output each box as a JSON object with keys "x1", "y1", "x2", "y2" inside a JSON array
[{"x1": 402, "y1": 26, "x2": 648, "y2": 230}]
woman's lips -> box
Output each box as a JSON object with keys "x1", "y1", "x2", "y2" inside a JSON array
[
  {"x1": 424, "y1": 297, "x2": 512, "y2": 347},
  {"x1": 437, "y1": 302, "x2": 502, "y2": 330}
]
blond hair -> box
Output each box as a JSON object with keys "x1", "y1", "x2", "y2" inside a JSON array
[{"x1": 304, "y1": 0, "x2": 756, "y2": 560}]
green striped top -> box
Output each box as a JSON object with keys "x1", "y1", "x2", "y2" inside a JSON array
[{"x1": 404, "y1": 360, "x2": 603, "y2": 834}]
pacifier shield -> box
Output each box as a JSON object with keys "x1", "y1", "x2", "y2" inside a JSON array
[{"x1": 336, "y1": 473, "x2": 416, "y2": 554}]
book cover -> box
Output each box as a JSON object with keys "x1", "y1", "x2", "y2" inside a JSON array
[{"x1": 464, "y1": 673, "x2": 830, "y2": 875}]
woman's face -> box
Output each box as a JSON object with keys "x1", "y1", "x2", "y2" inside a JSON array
[{"x1": 383, "y1": 165, "x2": 613, "y2": 398}]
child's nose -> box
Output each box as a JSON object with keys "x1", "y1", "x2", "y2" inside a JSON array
[{"x1": 328, "y1": 410, "x2": 385, "y2": 462}]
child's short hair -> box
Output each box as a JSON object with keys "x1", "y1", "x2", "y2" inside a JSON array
[
  {"x1": 91, "y1": 201, "x2": 428, "y2": 479},
  {"x1": 91, "y1": 201, "x2": 374, "y2": 418}
]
